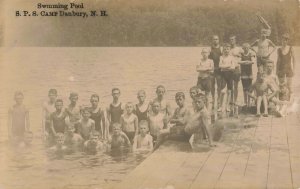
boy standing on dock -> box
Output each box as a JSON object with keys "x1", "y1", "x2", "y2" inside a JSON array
[{"x1": 196, "y1": 48, "x2": 214, "y2": 112}]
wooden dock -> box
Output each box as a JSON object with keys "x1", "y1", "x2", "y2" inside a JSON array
[{"x1": 107, "y1": 113, "x2": 300, "y2": 189}]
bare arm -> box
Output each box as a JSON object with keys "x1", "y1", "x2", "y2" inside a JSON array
[
  {"x1": 200, "y1": 112, "x2": 213, "y2": 146},
  {"x1": 148, "y1": 135, "x2": 154, "y2": 151},
  {"x1": 267, "y1": 84, "x2": 278, "y2": 101},
  {"x1": 134, "y1": 116, "x2": 139, "y2": 136},
  {"x1": 267, "y1": 40, "x2": 276, "y2": 57},
  {"x1": 25, "y1": 109, "x2": 30, "y2": 131},
  {"x1": 50, "y1": 117, "x2": 56, "y2": 136},
  {"x1": 7, "y1": 109, "x2": 12, "y2": 138},
  {"x1": 291, "y1": 47, "x2": 296, "y2": 70},
  {"x1": 132, "y1": 135, "x2": 137, "y2": 151}
]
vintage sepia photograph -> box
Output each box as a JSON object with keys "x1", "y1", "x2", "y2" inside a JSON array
[{"x1": 0, "y1": 0, "x2": 300, "y2": 189}]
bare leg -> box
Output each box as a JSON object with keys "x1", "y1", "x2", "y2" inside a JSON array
[
  {"x1": 202, "y1": 125, "x2": 215, "y2": 147},
  {"x1": 257, "y1": 96, "x2": 262, "y2": 115},
  {"x1": 262, "y1": 95, "x2": 268, "y2": 115},
  {"x1": 287, "y1": 77, "x2": 293, "y2": 97},
  {"x1": 206, "y1": 91, "x2": 213, "y2": 113},
  {"x1": 234, "y1": 80, "x2": 239, "y2": 104},
  {"x1": 225, "y1": 90, "x2": 232, "y2": 112}
]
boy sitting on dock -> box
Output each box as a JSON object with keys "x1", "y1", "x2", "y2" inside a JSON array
[
  {"x1": 8, "y1": 91, "x2": 30, "y2": 142},
  {"x1": 108, "y1": 123, "x2": 131, "y2": 150},
  {"x1": 78, "y1": 107, "x2": 95, "y2": 141},
  {"x1": 247, "y1": 68, "x2": 278, "y2": 117},
  {"x1": 169, "y1": 92, "x2": 191, "y2": 141},
  {"x1": 132, "y1": 120, "x2": 153, "y2": 152},
  {"x1": 196, "y1": 48, "x2": 214, "y2": 112},
  {"x1": 185, "y1": 94, "x2": 215, "y2": 148}
]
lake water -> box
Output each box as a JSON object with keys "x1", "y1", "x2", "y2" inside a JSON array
[{"x1": 0, "y1": 47, "x2": 299, "y2": 189}]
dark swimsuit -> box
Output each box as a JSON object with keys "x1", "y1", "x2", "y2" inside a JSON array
[
  {"x1": 135, "y1": 104, "x2": 148, "y2": 122},
  {"x1": 51, "y1": 111, "x2": 67, "y2": 134},
  {"x1": 277, "y1": 47, "x2": 293, "y2": 78},
  {"x1": 109, "y1": 103, "x2": 123, "y2": 132},
  {"x1": 241, "y1": 52, "x2": 254, "y2": 90},
  {"x1": 90, "y1": 108, "x2": 103, "y2": 132}
]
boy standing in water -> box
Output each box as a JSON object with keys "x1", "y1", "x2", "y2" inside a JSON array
[
  {"x1": 50, "y1": 99, "x2": 67, "y2": 138},
  {"x1": 89, "y1": 94, "x2": 107, "y2": 140},
  {"x1": 151, "y1": 85, "x2": 172, "y2": 117},
  {"x1": 251, "y1": 29, "x2": 276, "y2": 69},
  {"x1": 42, "y1": 89, "x2": 57, "y2": 139},
  {"x1": 64, "y1": 126, "x2": 83, "y2": 150},
  {"x1": 78, "y1": 107, "x2": 95, "y2": 141},
  {"x1": 108, "y1": 123, "x2": 131, "y2": 150},
  {"x1": 239, "y1": 43, "x2": 256, "y2": 107},
  {"x1": 65, "y1": 92, "x2": 81, "y2": 132},
  {"x1": 84, "y1": 131, "x2": 105, "y2": 153},
  {"x1": 121, "y1": 102, "x2": 139, "y2": 143},
  {"x1": 169, "y1": 92, "x2": 191, "y2": 140},
  {"x1": 107, "y1": 88, "x2": 124, "y2": 133},
  {"x1": 148, "y1": 100, "x2": 168, "y2": 146},
  {"x1": 132, "y1": 120, "x2": 153, "y2": 151},
  {"x1": 49, "y1": 133, "x2": 67, "y2": 153},
  {"x1": 135, "y1": 90, "x2": 150, "y2": 122},
  {"x1": 8, "y1": 91, "x2": 30, "y2": 140},
  {"x1": 196, "y1": 48, "x2": 214, "y2": 112}
]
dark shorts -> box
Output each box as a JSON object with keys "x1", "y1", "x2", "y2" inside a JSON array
[
  {"x1": 241, "y1": 79, "x2": 252, "y2": 90},
  {"x1": 221, "y1": 70, "x2": 234, "y2": 90},
  {"x1": 124, "y1": 131, "x2": 135, "y2": 143},
  {"x1": 277, "y1": 69, "x2": 294, "y2": 78},
  {"x1": 257, "y1": 56, "x2": 269, "y2": 68},
  {"x1": 233, "y1": 67, "x2": 241, "y2": 82},
  {"x1": 197, "y1": 76, "x2": 212, "y2": 93}
]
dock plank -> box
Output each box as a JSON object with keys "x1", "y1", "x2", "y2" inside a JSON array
[{"x1": 242, "y1": 116, "x2": 272, "y2": 189}]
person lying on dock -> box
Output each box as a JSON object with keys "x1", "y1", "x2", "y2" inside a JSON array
[
  {"x1": 108, "y1": 123, "x2": 131, "y2": 150},
  {"x1": 185, "y1": 95, "x2": 215, "y2": 148},
  {"x1": 169, "y1": 92, "x2": 191, "y2": 141},
  {"x1": 132, "y1": 120, "x2": 153, "y2": 152},
  {"x1": 247, "y1": 69, "x2": 278, "y2": 117},
  {"x1": 84, "y1": 131, "x2": 105, "y2": 153}
]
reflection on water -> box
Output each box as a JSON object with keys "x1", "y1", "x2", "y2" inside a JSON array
[{"x1": 0, "y1": 47, "x2": 299, "y2": 189}]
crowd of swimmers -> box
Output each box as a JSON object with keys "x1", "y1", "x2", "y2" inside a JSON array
[{"x1": 7, "y1": 29, "x2": 296, "y2": 154}]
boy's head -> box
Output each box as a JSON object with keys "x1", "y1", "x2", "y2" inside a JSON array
[
  {"x1": 69, "y1": 92, "x2": 78, "y2": 103},
  {"x1": 201, "y1": 48, "x2": 210, "y2": 59},
  {"x1": 55, "y1": 99, "x2": 64, "y2": 111},
  {"x1": 66, "y1": 126, "x2": 76, "y2": 136},
  {"x1": 194, "y1": 94, "x2": 206, "y2": 111},
  {"x1": 125, "y1": 102, "x2": 134, "y2": 114},
  {"x1": 175, "y1": 92, "x2": 185, "y2": 107},
  {"x1": 112, "y1": 123, "x2": 122, "y2": 135},
  {"x1": 257, "y1": 72, "x2": 266, "y2": 82},
  {"x1": 156, "y1": 85, "x2": 166, "y2": 98},
  {"x1": 14, "y1": 91, "x2": 24, "y2": 105},
  {"x1": 48, "y1": 89, "x2": 58, "y2": 102},
  {"x1": 242, "y1": 43, "x2": 250, "y2": 53},
  {"x1": 282, "y1": 33, "x2": 290, "y2": 44},
  {"x1": 111, "y1": 88, "x2": 121, "y2": 101},
  {"x1": 152, "y1": 100, "x2": 161, "y2": 113},
  {"x1": 229, "y1": 35, "x2": 236, "y2": 46},
  {"x1": 223, "y1": 43, "x2": 231, "y2": 55},
  {"x1": 56, "y1": 133, "x2": 65, "y2": 146},
  {"x1": 212, "y1": 35, "x2": 219, "y2": 46},
  {"x1": 24, "y1": 131, "x2": 33, "y2": 144},
  {"x1": 266, "y1": 61, "x2": 274, "y2": 74},
  {"x1": 261, "y1": 29, "x2": 268, "y2": 38},
  {"x1": 90, "y1": 131, "x2": 100, "y2": 143},
  {"x1": 139, "y1": 120, "x2": 149, "y2": 135},
  {"x1": 81, "y1": 107, "x2": 91, "y2": 119},
  {"x1": 137, "y1": 90, "x2": 146, "y2": 103},
  {"x1": 90, "y1": 94, "x2": 99, "y2": 107},
  {"x1": 189, "y1": 86, "x2": 198, "y2": 100}
]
